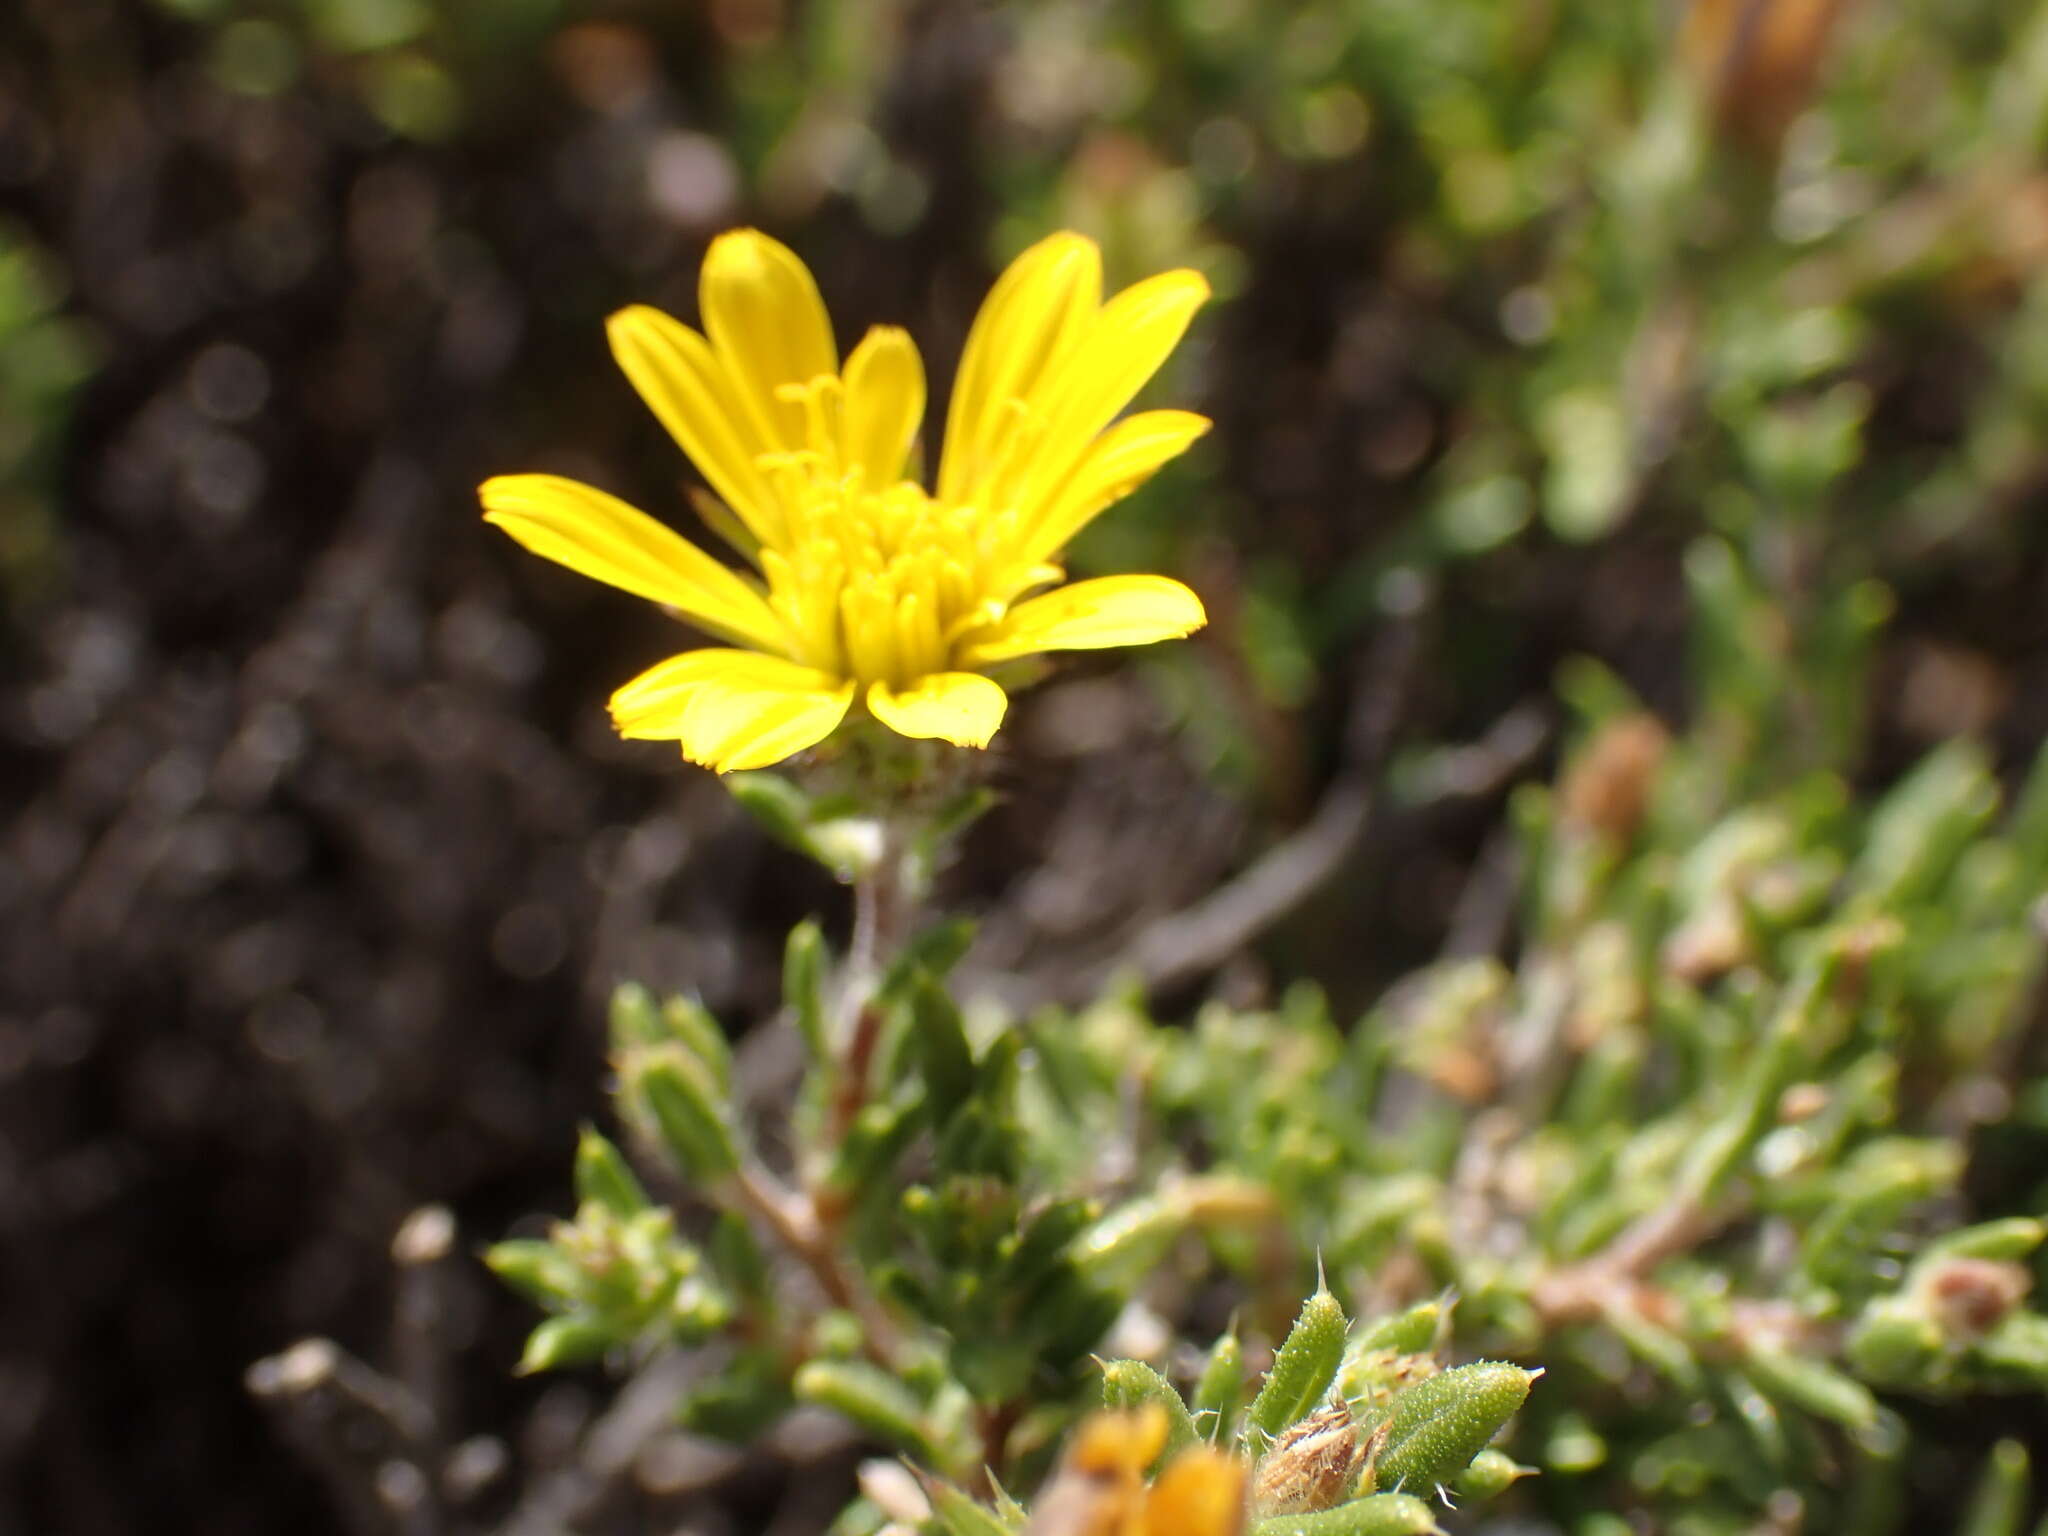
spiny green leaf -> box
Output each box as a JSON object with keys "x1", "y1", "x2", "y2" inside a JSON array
[
  {"x1": 1248, "y1": 1285, "x2": 1350, "y2": 1444},
  {"x1": 1193, "y1": 1331, "x2": 1246, "y2": 1443},
  {"x1": 1371, "y1": 1362, "x2": 1534, "y2": 1494},
  {"x1": 1250, "y1": 1493, "x2": 1443, "y2": 1536}
]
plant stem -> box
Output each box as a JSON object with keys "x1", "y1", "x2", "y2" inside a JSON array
[{"x1": 731, "y1": 1158, "x2": 904, "y2": 1369}]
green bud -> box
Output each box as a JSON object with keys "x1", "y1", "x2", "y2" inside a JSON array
[
  {"x1": 484, "y1": 1238, "x2": 582, "y2": 1308},
  {"x1": 516, "y1": 1313, "x2": 614, "y2": 1374},
  {"x1": 1372, "y1": 1362, "x2": 1534, "y2": 1494},
  {"x1": 1961, "y1": 1440, "x2": 2030, "y2": 1536},
  {"x1": 572, "y1": 1126, "x2": 648, "y2": 1217},
  {"x1": 1250, "y1": 1492, "x2": 1443, "y2": 1536},
  {"x1": 1741, "y1": 1344, "x2": 1879, "y2": 1431},
  {"x1": 924, "y1": 1475, "x2": 1018, "y2": 1536},
  {"x1": 1193, "y1": 1332, "x2": 1246, "y2": 1443},
  {"x1": 661, "y1": 994, "x2": 732, "y2": 1092},
  {"x1": 1248, "y1": 1285, "x2": 1350, "y2": 1443},
  {"x1": 1099, "y1": 1359, "x2": 1198, "y2": 1465},
  {"x1": 784, "y1": 920, "x2": 829, "y2": 1060},
  {"x1": 793, "y1": 1359, "x2": 936, "y2": 1461},
  {"x1": 1451, "y1": 1449, "x2": 1533, "y2": 1501},
  {"x1": 628, "y1": 1046, "x2": 739, "y2": 1179}
]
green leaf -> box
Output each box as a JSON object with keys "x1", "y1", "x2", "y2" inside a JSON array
[
  {"x1": 910, "y1": 975, "x2": 976, "y2": 1118},
  {"x1": 609, "y1": 981, "x2": 663, "y2": 1050},
  {"x1": 1961, "y1": 1440, "x2": 2031, "y2": 1536},
  {"x1": 572, "y1": 1126, "x2": 648, "y2": 1217},
  {"x1": 627, "y1": 1046, "x2": 739, "y2": 1179},
  {"x1": 1353, "y1": 1300, "x2": 1446, "y2": 1357},
  {"x1": 516, "y1": 1313, "x2": 614, "y2": 1374},
  {"x1": 1740, "y1": 1344, "x2": 1879, "y2": 1432},
  {"x1": 1371, "y1": 1362, "x2": 1534, "y2": 1494},
  {"x1": 784, "y1": 920, "x2": 830, "y2": 1059},
  {"x1": 792, "y1": 1359, "x2": 937, "y2": 1461},
  {"x1": 661, "y1": 994, "x2": 733, "y2": 1093},
  {"x1": 923, "y1": 1475, "x2": 1019, "y2": 1536},
  {"x1": 1248, "y1": 1285, "x2": 1350, "y2": 1444},
  {"x1": 1451, "y1": 1448, "x2": 1534, "y2": 1500},
  {"x1": 1193, "y1": 1331, "x2": 1246, "y2": 1443},
  {"x1": 1250, "y1": 1493, "x2": 1443, "y2": 1536},
  {"x1": 485, "y1": 1238, "x2": 581, "y2": 1308}
]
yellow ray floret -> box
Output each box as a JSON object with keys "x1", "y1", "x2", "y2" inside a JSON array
[{"x1": 482, "y1": 227, "x2": 1211, "y2": 773}]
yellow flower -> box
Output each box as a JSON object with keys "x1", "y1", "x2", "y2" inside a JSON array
[
  {"x1": 1028, "y1": 1407, "x2": 1247, "y2": 1536},
  {"x1": 481, "y1": 229, "x2": 1211, "y2": 773}
]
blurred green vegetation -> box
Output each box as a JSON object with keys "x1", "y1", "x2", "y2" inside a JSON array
[{"x1": 17, "y1": 0, "x2": 2048, "y2": 1532}]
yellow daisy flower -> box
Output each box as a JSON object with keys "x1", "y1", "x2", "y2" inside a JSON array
[{"x1": 481, "y1": 229, "x2": 1211, "y2": 773}]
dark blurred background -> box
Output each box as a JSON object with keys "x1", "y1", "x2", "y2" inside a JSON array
[{"x1": 5, "y1": 0, "x2": 2048, "y2": 1530}]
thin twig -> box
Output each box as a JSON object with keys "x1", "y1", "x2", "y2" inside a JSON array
[{"x1": 730, "y1": 1159, "x2": 905, "y2": 1369}]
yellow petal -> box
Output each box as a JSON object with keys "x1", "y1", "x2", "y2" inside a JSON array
[
  {"x1": 867, "y1": 672, "x2": 1008, "y2": 748},
  {"x1": 955, "y1": 575, "x2": 1206, "y2": 667},
  {"x1": 1141, "y1": 1449, "x2": 1246, "y2": 1536},
  {"x1": 937, "y1": 231, "x2": 1102, "y2": 505},
  {"x1": 1016, "y1": 269, "x2": 1210, "y2": 511},
  {"x1": 481, "y1": 475, "x2": 791, "y2": 655},
  {"x1": 699, "y1": 228, "x2": 837, "y2": 454},
  {"x1": 607, "y1": 305, "x2": 785, "y2": 548},
  {"x1": 607, "y1": 648, "x2": 853, "y2": 772},
  {"x1": 841, "y1": 325, "x2": 926, "y2": 490},
  {"x1": 1014, "y1": 409, "x2": 1211, "y2": 565}
]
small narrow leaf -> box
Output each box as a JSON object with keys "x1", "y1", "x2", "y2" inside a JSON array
[
  {"x1": 793, "y1": 1360, "x2": 937, "y2": 1461},
  {"x1": 628, "y1": 1047, "x2": 739, "y2": 1178},
  {"x1": 517, "y1": 1314, "x2": 613, "y2": 1374},
  {"x1": 923, "y1": 1475, "x2": 1019, "y2": 1536},
  {"x1": 783, "y1": 920, "x2": 829, "y2": 1059},
  {"x1": 1193, "y1": 1331, "x2": 1246, "y2": 1443},
  {"x1": 572, "y1": 1126, "x2": 648, "y2": 1217}
]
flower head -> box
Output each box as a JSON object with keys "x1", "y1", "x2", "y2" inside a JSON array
[{"x1": 483, "y1": 229, "x2": 1210, "y2": 772}]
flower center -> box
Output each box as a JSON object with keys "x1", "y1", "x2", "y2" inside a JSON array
[{"x1": 756, "y1": 376, "x2": 1029, "y2": 688}]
